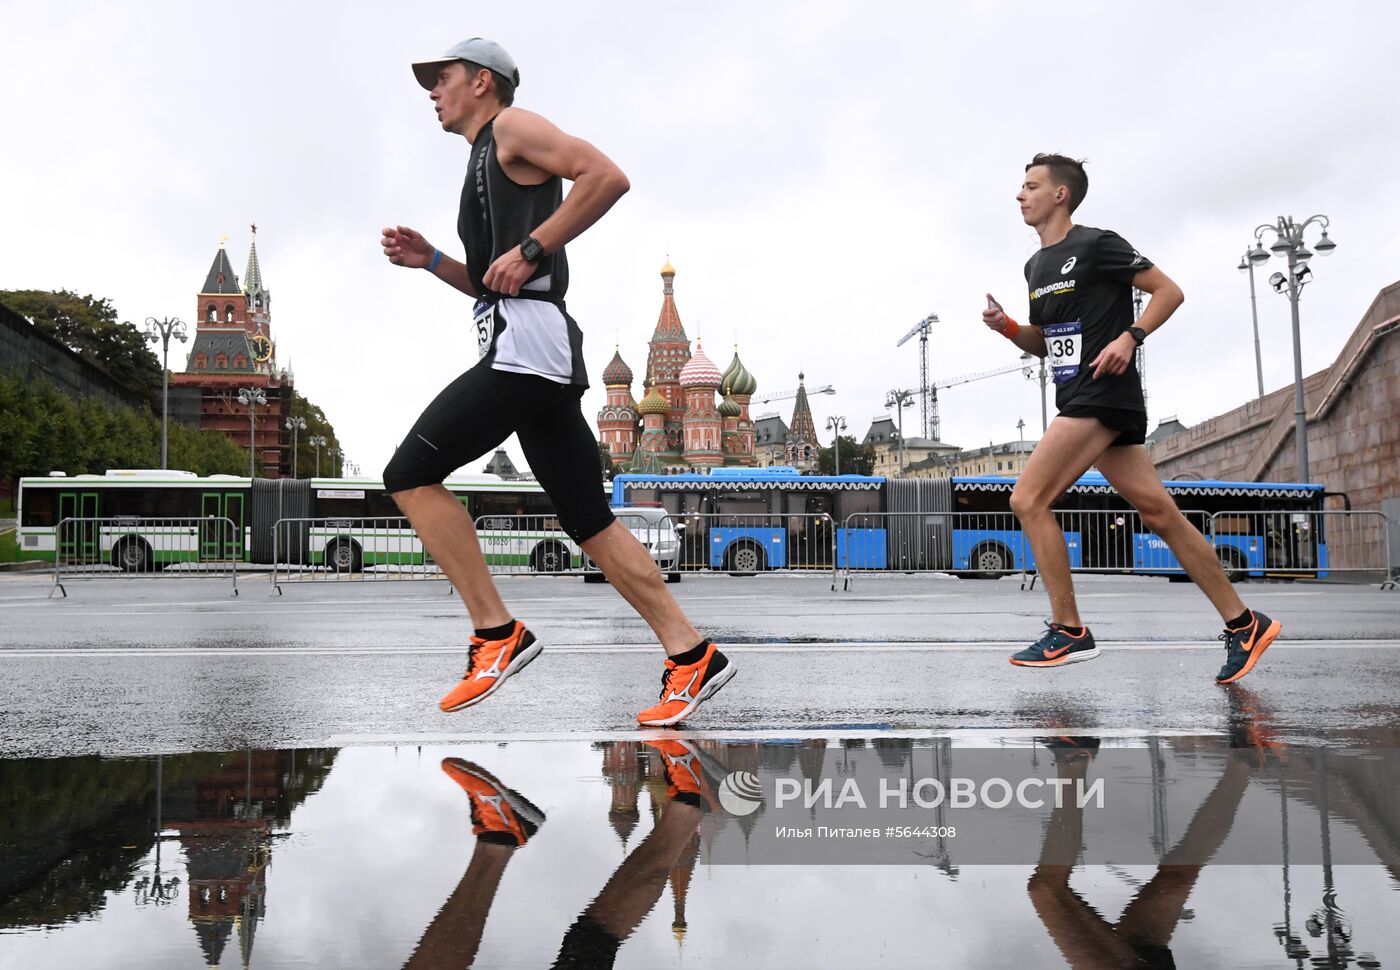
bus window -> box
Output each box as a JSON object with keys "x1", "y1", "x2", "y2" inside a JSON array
[
  {"x1": 20, "y1": 489, "x2": 54, "y2": 527},
  {"x1": 713, "y1": 489, "x2": 767, "y2": 515},
  {"x1": 836, "y1": 489, "x2": 879, "y2": 520},
  {"x1": 474, "y1": 493, "x2": 528, "y2": 518}
]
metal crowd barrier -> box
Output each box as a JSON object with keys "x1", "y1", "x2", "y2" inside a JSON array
[
  {"x1": 1210, "y1": 509, "x2": 1391, "y2": 583},
  {"x1": 50, "y1": 516, "x2": 240, "y2": 598},
  {"x1": 663, "y1": 512, "x2": 839, "y2": 587},
  {"x1": 271, "y1": 516, "x2": 447, "y2": 592}
]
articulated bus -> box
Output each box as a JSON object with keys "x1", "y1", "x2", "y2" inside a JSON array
[
  {"x1": 15, "y1": 470, "x2": 591, "y2": 572},
  {"x1": 610, "y1": 468, "x2": 1329, "y2": 579}
]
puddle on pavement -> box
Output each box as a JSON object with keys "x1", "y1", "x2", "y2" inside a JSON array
[{"x1": 2, "y1": 736, "x2": 1397, "y2": 969}]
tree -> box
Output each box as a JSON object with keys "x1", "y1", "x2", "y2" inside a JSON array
[
  {"x1": 596, "y1": 440, "x2": 617, "y2": 481},
  {"x1": 815, "y1": 434, "x2": 875, "y2": 476},
  {"x1": 288, "y1": 391, "x2": 340, "y2": 479},
  {"x1": 0, "y1": 290, "x2": 163, "y2": 403}
]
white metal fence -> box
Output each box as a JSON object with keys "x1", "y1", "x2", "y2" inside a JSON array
[{"x1": 50, "y1": 516, "x2": 241, "y2": 597}]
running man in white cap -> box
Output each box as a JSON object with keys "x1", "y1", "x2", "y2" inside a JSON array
[{"x1": 380, "y1": 38, "x2": 736, "y2": 726}]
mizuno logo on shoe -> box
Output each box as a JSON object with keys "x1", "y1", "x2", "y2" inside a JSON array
[{"x1": 665, "y1": 670, "x2": 701, "y2": 704}]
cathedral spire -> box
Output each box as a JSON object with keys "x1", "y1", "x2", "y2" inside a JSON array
[{"x1": 788, "y1": 372, "x2": 817, "y2": 444}]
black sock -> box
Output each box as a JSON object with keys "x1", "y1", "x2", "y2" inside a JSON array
[
  {"x1": 1225, "y1": 609, "x2": 1252, "y2": 630},
  {"x1": 669, "y1": 640, "x2": 712, "y2": 666},
  {"x1": 475, "y1": 619, "x2": 517, "y2": 641},
  {"x1": 1055, "y1": 625, "x2": 1085, "y2": 637}
]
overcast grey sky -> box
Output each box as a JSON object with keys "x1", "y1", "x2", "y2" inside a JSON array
[{"x1": 3, "y1": 2, "x2": 1397, "y2": 477}]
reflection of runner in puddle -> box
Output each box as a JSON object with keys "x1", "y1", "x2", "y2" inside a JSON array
[
  {"x1": 1027, "y1": 695, "x2": 1270, "y2": 969},
  {"x1": 403, "y1": 741, "x2": 718, "y2": 969}
]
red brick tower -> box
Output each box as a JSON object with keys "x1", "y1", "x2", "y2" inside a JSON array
[
  {"x1": 679, "y1": 340, "x2": 723, "y2": 468},
  {"x1": 786, "y1": 373, "x2": 819, "y2": 471},
  {"x1": 597, "y1": 348, "x2": 639, "y2": 463},
  {"x1": 644, "y1": 260, "x2": 690, "y2": 453}
]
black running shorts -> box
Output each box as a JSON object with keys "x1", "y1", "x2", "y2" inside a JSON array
[
  {"x1": 1057, "y1": 404, "x2": 1148, "y2": 447},
  {"x1": 382, "y1": 364, "x2": 616, "y2": 544}
]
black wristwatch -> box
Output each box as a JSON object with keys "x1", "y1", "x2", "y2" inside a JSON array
[
  {"x1": 519, "y1": 235, "x2": 545, "y2": 263},
  {"x1": 1128, "y1": 326, "x2": 1147, "y2": 346}
]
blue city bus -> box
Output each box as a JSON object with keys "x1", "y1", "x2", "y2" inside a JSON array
[{"x1": 610, "y1": 468, "x2": 1328, "y2": 579}]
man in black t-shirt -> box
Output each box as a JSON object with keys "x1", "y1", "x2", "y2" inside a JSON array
[{"x1": 982, "y1": 154, "x2": 1280, "y2": 683}]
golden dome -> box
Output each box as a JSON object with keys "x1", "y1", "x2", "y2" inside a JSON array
[{"x1": 661, "y1": 258, "x2": 676, "y2": 277}]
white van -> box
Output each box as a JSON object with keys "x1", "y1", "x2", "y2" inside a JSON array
[{"x1": 584, "y1": 505, "x2": 682, "y2": 583}]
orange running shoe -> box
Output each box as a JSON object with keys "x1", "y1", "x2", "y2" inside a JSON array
[
  {"x1": 643, "y1": 739, "x2": 722, "y2": 811},
  {"x1": 1215, "y1": 609, "x2": 1282, "y2": 684},
  {"x1": 439, "y1": 621, "x2": 542, "y2": 712},
  {"x1": 636, "y1": 642, "x2": 737, "y2": 727},
  {"x1": 441, "y1": 758, "x2": 545, "y2": 846}
]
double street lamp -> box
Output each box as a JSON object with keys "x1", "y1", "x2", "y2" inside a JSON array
[
  {"x1": 285, "y1": 416, "x2": 307, "y2": 479},
  {"x1": 328, "y1": 446, "x2": 342, "y2": 478},
  {"x1": 885, "y1": 389, "x2": 915, "y2": 476},
  {"x1": 1246, "y1": 215, "x2": 1337, "y2": 483},
  {"x1": 309, "y1": 435, "x2": 328, "y2": 477},
  {"x1": 825, "y1": 414, "x2": 847, "y2": 474},
  {"x1": 237, "y1": 387, "x2": 267, "y2": 479},
  {"x1": 144, "y1": 316, "x2": 187, "y2": 469}
]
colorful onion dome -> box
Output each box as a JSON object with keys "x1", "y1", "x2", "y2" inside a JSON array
[
  {"x1": 721, "y1": 349, "x2": 757, "y2": 396},
  {"x1": 601, "y1": 348, "x2": 633, "y2": 386},
  {"x1": 718, "y1": 392, "x2": 742, "y2": 418},
  {"x1": 679, "y1": 340, "x2": 722, "y2": 387},
  {"x1": 637, "y1": 382, "x2": 669, "y2": 415},
  {"x1": 661, "y1": 258, "x2": 676, "y2": 277}
]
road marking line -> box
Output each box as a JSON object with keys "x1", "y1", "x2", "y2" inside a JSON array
[{"x1": 3, "y1": 639, "x2": 1392, "y2": 658}]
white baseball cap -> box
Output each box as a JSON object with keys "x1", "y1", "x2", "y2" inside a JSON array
[{"x1": 412, "y1": 38, "x2": 520, "y2": 91}]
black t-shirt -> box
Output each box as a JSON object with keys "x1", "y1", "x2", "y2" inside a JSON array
[{"x1": 1024, "y1": 224, "x2": 1151, "y2": 412}]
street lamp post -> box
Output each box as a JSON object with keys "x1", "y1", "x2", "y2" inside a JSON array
[
  {"x1": 236, "y1": 387, "x2": 267, "y2": 479},
  {"x1": 309, "y1": 435, "x2": 327, "y2": 477},
  {"x1": 1248, "y1": 215, "x2": 1337, "y2": 483},
  {"x1": 143, "y1": 316, "x2": 187, "y2": 469},
  {"x1": 329, "y1": 446, "x2": 341, "y2": 478},
  {"x1": 1016, "y1": 418, "x2": 1026, "y2": 473},
  {"x1": 884, "y1": 389, "x2": 914, "y2": 476},
  {"x1": 285, "y1": 416, "x2": 306, "y2": 479},
  {"x1": 825, "y1": 414, "x2": 847, "y2": 475},
  {"x1": 1020, "y1": 352, "x2": 1048, "y2": 433},
  {"x1": 1237, "y1": 251, "x2": 1266, "y2": 400}
]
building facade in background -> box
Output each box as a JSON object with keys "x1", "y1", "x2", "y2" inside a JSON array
[{"x1": 170, "y1": 231, "x2": 295, "y2": 477}]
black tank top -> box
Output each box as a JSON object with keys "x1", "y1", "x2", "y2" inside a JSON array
[{"x1": 458, "y1": 117, "x2": 569, "y2": 303}]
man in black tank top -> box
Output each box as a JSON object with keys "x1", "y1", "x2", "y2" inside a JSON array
[
  {"x1": 982, "y1": 154, "x2": 1281, "y2": 683},
  {"x1": 379, "y1": 38, "x2": 736, "y2": 726}
]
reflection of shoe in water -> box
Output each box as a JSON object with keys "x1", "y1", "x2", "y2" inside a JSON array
[
  {"x1": 441, "y1": 758, "x2": 546, "y2": 847},
  {"x1": 1215, "y1": 609, "x2": 1281, "y2": 684},
  {"x1": 1224, "y1": 684, "x2": 1287, "y2": 766},
  {"x1": 636, "y1": 642, "x2": 737, "y2": 726},
  {"x1": 1038, "y1": 735, "x2": 1102, "y2": 766},
  {"x1": 439, "y1": 621, "x2": 543, "y2": 712},
  {"x1": 644, "y1": 739, "x2": 721, "y2": 811},
  {"x1": 1010, "y1": 623, "x2": 1100, "y2": 667}
]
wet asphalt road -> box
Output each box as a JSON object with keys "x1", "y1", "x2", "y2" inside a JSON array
[{"x1": 2, "y1": 571, "x2": 1399, "y2": 758}]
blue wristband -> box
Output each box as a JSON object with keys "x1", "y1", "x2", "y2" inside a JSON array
[{"x1": 425, "y1": 249, "x2": 443, "y2": 273}]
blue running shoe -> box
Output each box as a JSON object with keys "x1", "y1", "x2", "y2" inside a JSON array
[
  {"x1": 1009, "y1": 623, "x2": 1099, "y2": 668},
  {"x1": 1216, "y1": 609, "x2": 1282, "y2": 684}
]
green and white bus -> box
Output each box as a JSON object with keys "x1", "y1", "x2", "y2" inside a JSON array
[{"x1": 16, "y1": 470, "x2": 589, "y2": 572}]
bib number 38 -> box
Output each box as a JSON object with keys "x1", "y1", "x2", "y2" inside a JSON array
[{"x1": 1042, "y1": 321, "x2": 1082, "y2": 384}]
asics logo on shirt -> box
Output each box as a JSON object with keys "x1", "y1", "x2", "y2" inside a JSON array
[{"x1": 1061, "y1": 256, "x2": 1077, "y2": 273}]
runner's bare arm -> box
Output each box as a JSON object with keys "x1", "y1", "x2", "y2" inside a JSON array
[
  {"x1": 483, "y1": 108, "x2": 630, "y2": 296},
  {"x1": 382, "y1": 226, "x2": 480, "y2": 298},
  {"x1": 1088, "y1": 266, "x2": 1183, "y2": 378}
]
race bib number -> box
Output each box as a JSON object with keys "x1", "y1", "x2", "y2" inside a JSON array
[
  {"x1": 1043, "y1": 321, "x2": 1082, "y2": 384},
  {"x1": 472, "y1": 300, "x2": 497, "y2": 360}
]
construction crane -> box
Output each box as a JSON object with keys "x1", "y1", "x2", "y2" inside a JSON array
[
  {"x1": 753, "y1": 384, "x2": 834, "y2": 404},
  {"x1": 896, "y1": 314, "x2": 938, "y2": 438},
  {"x1": 926, "y1": 362, "x2": 1027, "y2": 441}
]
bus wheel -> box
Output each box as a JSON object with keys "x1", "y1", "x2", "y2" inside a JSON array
[
  {"x1": 968, "y1": 542, "x2": 1011, "y2": 579},
  {"x1": 531, "y1": 541, "x2": 570, "y2": 573},
  {"x1": 327, "y1": 538, "x2": 363, "y2": 573},
  {"x1": 726, "y1": 542, "x2": 766, "y2": 575},
  {"x1": 1217, "y1": 547, "x2": 1247, "y2": 583},
  {"x1": 112, "y1": 537, "x2": 152, "y2": 573}
]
